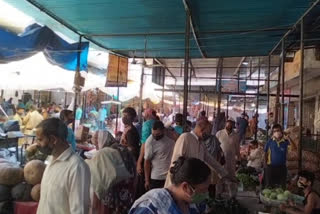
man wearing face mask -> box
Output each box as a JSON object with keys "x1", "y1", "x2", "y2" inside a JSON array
[
  {"x1": 144, "y1": 121, "x2": 175, "y2": 190},
  {"x1": 130, "y1": 157, "x2": 211, "y2": 214},
  {"x1": 264, "y1": 124, "x2": 290, "y2": 188},
  {"x1": 165, "y1": 119, "x2": 229, "y2": 188},
  {"x1": 35, "y1": 118, "x2": 90, "y2": 214},
  {"x1": 280, "y1": 170, "x2": 320, "y2": 214},
  {"x1": 216, "y1": 119, "x2": 240, "y2": 197}
]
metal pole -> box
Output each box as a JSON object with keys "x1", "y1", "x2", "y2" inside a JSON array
[
  {"x1": 73, "y1": 35, "x2": 82, "y2": 131},
  {"x1": 267, "y1": 55, "x2": 271, "y2": 141},
  {"x1": 275, "y1": 61, "x2": 281, "y2": 124},
  {"x1": 174, "y1": 79, "x2": 177, "y2": 113},
  {"x1": 37, "y1": 91, "x2": 41, "y2": 108},
  {"x1": 255, "y1": 57, "x2": 261, "y2": 140},
  {"x1": 161, "y1": 71, "x2": 166, "y2": 113},
  {"x1": 217, "y1": 58, "x2": 223, "y2": 115},
  {"x1": 298, "y1": 19, "x2": 304, "y2": 170},
  {"x1": 64, "y1": 92, "x2": 67, "y2": 108},
  {"x1": 226, "y1": 95, "x2": 229, "y2": 118},
  {"x1": 199, "y1": 87, "x2": 202, "y2": 111},
  {"x1": 183, "y1": 11, "x2": 190, "y2": 119},
  {"x1": 189, "y1": 64, "x2": 192, "y2": 92},
  {"x1": 207, "y1": 95, "x2": 210, "y2": 116},
  {"x1": 139, "y1": 38, "x2": 147, "y2": 123},
  {"x1": 139, "y1": 67, "x2": 144, "y2": 123},
  {"x1": 281, "y1": 39, "x2": 286, "y2": 127},
  {"x1": 244, "y1": 59, "x2": 250, "y2": 113},
  {"x1": 115, "y1": 57, "x2": 120, "y2": 133},
  {"x1": 237, "y1": 72, "x2": 240, "y2": 93}
]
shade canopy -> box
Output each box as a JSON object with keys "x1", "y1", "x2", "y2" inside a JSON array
[{"x1": 5, "y1": 0, "x2": 317, "y2": 58}]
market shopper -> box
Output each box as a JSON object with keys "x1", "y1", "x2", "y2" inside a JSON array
[
  {"x1": 249, "y1": 114, "x2": 258, "y2": 136},
  {"x1": 136, "y1": 108, "x2": 156, "y2": 197},
  {"x1": 98, "y1": 105, "x2": 107, "y2": 130},
  {"x1": 280, "y1": 170, "x2": 320, "y2": 214},
  {"x1": 89, "y1": 130, "x2": 136, "y2": 214},
  {"x1": 264, "y1": 124, "x2": 290, "y2": 188},
  {"x1": 216, "y1": 119, "x2": 240, "y2": 175},
  {"x1": 60, "y1": 109, "x2": 76, "y2": 151},
  {"x1": 13, "y1": 103, "x2": 25, "y2": 128},
  {"x1": 23, "y1": 105, "x2": 43, "y2": 139},
  {"x1": 165, "y1": 119, "x2": 229, "y2": 187},
  {"x1": 130, "y1": 157, "x2": 211, "y2": 214},
  {"x1": 41, "y1": 106, "x2": 49, "y2": 120},
  {"x1": 197, "y1": 110, "x2": 208, "y2": 122},
  {"x1": 247, "y1": 140, "x2": 264, "y2": 170},
  {"x1": 203, "y1": 133, "x2": 225, "y2": 165},
  {"x1": 36, "y1": 118, "x2": 90, "y2": 214},
  {"x1": 137, "y1": 108, "x2": 156, "y2": 174},
  {"x1": 75, "y1": 105, "x2": 82, "y2": 131},
  {"x1": 144, "y1": 121, "x2": 175, "y2": 190},
  {"x1": 174, "y1": 113, "x2": 184, "y2": 135},
  {"x1": 216, "y1": 119, "x2": 240, "y2": 197},
  {"x1": 237, "y1": 113, "x2": 248, "y2": 145},
  {"x1": 121, "y1": 107, "x2": 140, "y2": 161}
]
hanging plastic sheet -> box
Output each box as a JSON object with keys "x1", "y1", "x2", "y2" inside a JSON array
[{"x1": 0, "y1": 23, "x2": 88, "y2": 71}]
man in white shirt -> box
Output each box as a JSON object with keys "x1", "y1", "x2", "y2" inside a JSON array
[
  {"x1": 144, "y1": 121, "x2": 175, "y2": 190},
  {"x1": 35, "y1": 118, "x2": 90, "y2": 214},
  {"x1": 216, "y1": 119, "x2": 240, "y2": 197},
  {"x1": 165, "y1": 120, "x2": 231, "y2": 187}
]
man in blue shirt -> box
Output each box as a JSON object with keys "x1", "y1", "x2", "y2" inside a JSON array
[
  {"x1": 98, "y1": 105, "x2": 107, "y2": 130},
  {"x1": 237, "y1": 113, "x2": 248, "y2": 145},
  {"x1": 264, "y1": 124, "x2": 290, "y2": 188}
]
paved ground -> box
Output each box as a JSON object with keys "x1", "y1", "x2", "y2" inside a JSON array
[{"x1": 236, "y1": 191, "x2": 268, "y2": 214}]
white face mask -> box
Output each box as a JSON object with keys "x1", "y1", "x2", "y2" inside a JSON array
[{"x1": 273, "y1": 132, "x2": 282, "y2": 139}]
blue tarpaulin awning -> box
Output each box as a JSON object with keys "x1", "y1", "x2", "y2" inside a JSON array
[{"x1": 0, "y1": 23, "x2": 89, "y2": 71}]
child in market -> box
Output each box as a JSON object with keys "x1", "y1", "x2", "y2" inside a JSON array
[{"x1": 247, "y1": 140, "x2": 264, "y2": 171}]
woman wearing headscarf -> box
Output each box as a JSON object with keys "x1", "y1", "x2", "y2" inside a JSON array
[{"x1": 88, "y1": 130, "x2": 137, "y2": 214}]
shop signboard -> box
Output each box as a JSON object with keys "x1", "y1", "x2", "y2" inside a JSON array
[{"x1": 106, "y1": 54, "x2": 128, "y2": 87}]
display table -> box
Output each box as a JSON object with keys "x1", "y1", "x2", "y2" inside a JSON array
[{"x1": 14, "y1": 201, "x2": 38, "y2": 214}]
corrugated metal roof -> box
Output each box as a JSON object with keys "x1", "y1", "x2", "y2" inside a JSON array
[{"x1": 6, "y1": 0, "x2": 317, "y2": 58}]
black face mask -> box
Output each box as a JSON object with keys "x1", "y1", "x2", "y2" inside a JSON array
[
  {"x1": 122, "y1": 117, "x2": 131, "y2": 125},
  {"x1": 153, "y1": 134, "x2": 164, "y2": 141}
]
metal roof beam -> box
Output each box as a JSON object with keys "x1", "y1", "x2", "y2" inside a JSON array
[
  {"x1": 269, "y1": 0, "x2": 320, "y2": 55},
  {"x1": 182, "y1": 0, "x2": 207, "y2": 58},
  {"x1": 154, "y1": 58, "x2": 177, "y2": 80},
  {"x1": 85, "y1": 27, "x2": 290, "y2": 37},
  {"x1": 233, "y1": 57, "x2": 246, "y2": 76},
  {"x1": 155, "y1": 89, "x2": 299, "y2": 98}
]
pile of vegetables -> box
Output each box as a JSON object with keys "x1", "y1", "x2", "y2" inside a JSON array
[
  {"x1": 261, "y1": 188, "x2": 291, "y2": 201},
  {"x1": 236, "y1": 173, "x2": 259, "y2": 190},
  {"x1": 0, "y1": 159, "x2": 45, "y2": 205}
]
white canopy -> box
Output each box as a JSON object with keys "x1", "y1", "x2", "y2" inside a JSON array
[{"x1": 0, "y1": 53, "x2": 172, "y2": 103}]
